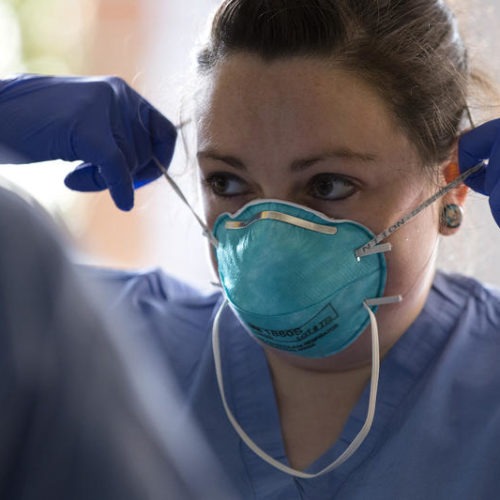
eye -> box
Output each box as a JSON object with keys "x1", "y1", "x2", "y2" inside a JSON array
[
  {"x1": 203, "y1": 172, "x2": 249, "y2": 197},
  {"x1": 308, "y1": 173, "x2": 356, "y2": 201}
]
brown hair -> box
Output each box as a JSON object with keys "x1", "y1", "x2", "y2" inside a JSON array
[{"x1": 197, "y1": 0, "x2": 471, "y2": 168}]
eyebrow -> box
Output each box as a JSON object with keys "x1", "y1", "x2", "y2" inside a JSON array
[{"x1": 197, "y1": 147, "x2": 378, "y2": 171}]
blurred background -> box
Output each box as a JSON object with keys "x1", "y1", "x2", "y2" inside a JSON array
[{"x1": 0, "y1": 0, "x2": 499, "y2": 288}]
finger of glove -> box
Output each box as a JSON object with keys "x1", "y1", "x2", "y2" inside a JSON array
[
  {"x1": 489, "y1": 181, "x2": 500, "y2": 228},
  {"x1": 459, "y1": 119, "x2": 500, "y2": 194},
  {"x1": 482, "y1": 137, "x2": 500, "y2": 197},
  {"x1": 147, "y1": 107, "x2": 177, "y2": 167},
  {"x1": 107, "y1": 80, "x2": 157, "y2": 168},
  {"x1": 459, "y1": 119, "x2": 500, "y2": 169},
  {"x1": 108, "y1": 177, "x2": 134, "y2": 211},
  {"x1": 96, "y1": 148, "x2": 134, "y2": 210},
  {"x1": 64, "y1": 163, "x2": 107, "y2": 191},
  {"x1": 132, "y1": 159, "x2": 163, "y2": 189},
  {"x1": 65, "y1": 149, "x2": 134, "y2": 211},
  {"x1": 464, "y1": 142, "x2": 500, "y2": 196},
  {"x1": 66, "y1": 87, "x2": 136, "y2": 209},
  {"x1": 64, "y1": 162, "x2": 135, "y2": 210},
  {"x1": 123, "y1": 103, "x2": 176, "y2": 188}
]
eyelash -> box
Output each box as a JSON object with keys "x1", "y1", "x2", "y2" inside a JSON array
[
  {"x1": 202, "y1": 172, "x2": 357, "y2": 201},
  {"x1": 307, "y1": 173, "x2": 357, "y2": 201},
  {"x1": 202, "y1": 172, "x2": 249, "y2": 197}
]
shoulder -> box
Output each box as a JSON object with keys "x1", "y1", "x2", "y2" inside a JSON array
[
  {"x1": 431, "y1": 271, "x2": 500, "y2": 339},
  {"x1": 417, "y1": 271, "x2": 500, "y2": 409},
  {"x1": 390, "y1": 273, "x2": 500, "y2": 452},
  {"x1": 78, "y1": 266, "x2": 224, "y2": 375},
  {"x1": 81, "y1": 265, "x2": 221, "y2": 310},
  {"x1": 433, "y1": 270, "x2": 500, "y2": 301}
]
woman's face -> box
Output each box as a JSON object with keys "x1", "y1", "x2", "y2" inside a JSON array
[{"x1": 195, "y1": 54, "x2": 448, "y2": 367}]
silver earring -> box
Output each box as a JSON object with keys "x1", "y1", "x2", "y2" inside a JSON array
[{"x1": 441, "y1": 203, "x2": 463, "y2": 229}]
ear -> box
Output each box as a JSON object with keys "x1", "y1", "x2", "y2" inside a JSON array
[{"x1": 439, "y1": 150, "x2": 468, "y2": 236}]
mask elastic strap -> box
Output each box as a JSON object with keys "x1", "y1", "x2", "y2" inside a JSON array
[
  {"x1": 212, "y1": 299, "x2": 381, "y2": 478},
  {"x1": 153, "y1": 157, "x2": 219, "y2": 247},
  {"x1": 355, "y1": 160, "x2": 485, "y2": 258}
]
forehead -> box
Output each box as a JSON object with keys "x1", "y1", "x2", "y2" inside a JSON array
[{"x1": 195, "y1": 54, "x2": 411, "y2": 156}]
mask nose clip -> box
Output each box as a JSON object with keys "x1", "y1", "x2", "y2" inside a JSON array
[{"x1": 355, "y1": 242, "x2": 392, "y2": 260}]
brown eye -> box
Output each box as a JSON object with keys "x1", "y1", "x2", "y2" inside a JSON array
[
  {"x1": 309, "y1": 174, "x2": 356, "y2": 201},
  {"x1": 204, "y1": 173, "x2": 248, "y2": 197}
]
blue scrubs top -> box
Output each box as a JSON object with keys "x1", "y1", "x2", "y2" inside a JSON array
[{"x1": 85, "y1": 268, "x2": 500, "y2": 499}]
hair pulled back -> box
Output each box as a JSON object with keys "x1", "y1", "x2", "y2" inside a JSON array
[{"x1": 197, "y1": 0, "x2": 469, "y2": 167}]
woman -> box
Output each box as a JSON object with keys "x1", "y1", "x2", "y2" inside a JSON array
[{"x1": 2, "y1": 1, "x2": 500, "y2": 498}]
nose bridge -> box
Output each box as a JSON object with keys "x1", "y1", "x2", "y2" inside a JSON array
[
  {"x1": 252, "y1": 162, "x2": 298, "y2": 202},
  {"x1": 260, "y1": 185, "x2": 293, "y2": 201},
  {"x1": 244, "y1": 109, "x2": 300, "y2": 201}
]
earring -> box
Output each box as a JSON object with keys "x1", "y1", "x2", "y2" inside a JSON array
[{"x1": 441, "y1": 203, "x2": 463, "y2": 229}]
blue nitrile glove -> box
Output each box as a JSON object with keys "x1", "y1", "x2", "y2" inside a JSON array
[
  {"x1": 0, "y1": 74, "x2": 177, "y2": 210},
  {"x1": 459, "y1": 119, "x2": 500, "y2": 227}
]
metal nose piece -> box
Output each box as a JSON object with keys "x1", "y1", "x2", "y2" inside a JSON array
[
  {"x1": 355, "y1": 242, "x2": 392, "y2": 260},
  {"x1": 225, "y1": 210, "x2": 338, "y2": 234}
]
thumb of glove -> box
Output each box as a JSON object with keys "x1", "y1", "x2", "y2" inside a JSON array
[
  {"x1": 64, "y1": 163, "x2": 108, "y2": 192},
  {"x1": 64, "y1": 162, "x2": 134, "y2": 211}
]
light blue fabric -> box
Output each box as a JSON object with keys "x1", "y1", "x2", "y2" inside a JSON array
[{"x1": 84, "y1": 267, "x2": 500, "y2": 499}]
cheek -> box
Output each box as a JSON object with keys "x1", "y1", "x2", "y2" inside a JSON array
[
  {"x1": 208, "y1": 243, "x2": 219, "y2": 279},
  {"x1": 200, "y1": 196, "x2": 220, "y2": 276},
  {"x1": 203, "y1": 205, "x2": 218, "y2": 232},
  {"x1": 383, "y1": 206, "x2": 440, "y2": 294},
  {"x1": 200, "y1": 191, "x2": 227, "y2": 281},
  {"x1": 200, "y1": 186, "x2": 221, "y2": 229},
  {"x1": 200, "y1": 185, "x2": 243, "y2": 230}
]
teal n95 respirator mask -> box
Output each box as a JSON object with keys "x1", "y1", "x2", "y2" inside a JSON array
[
  {"x1": 153, "y1": 157, "x2": 484, "y2": 478},
  {"x1": 212, "y1": 199, "x2": 397, "y2": 357}
]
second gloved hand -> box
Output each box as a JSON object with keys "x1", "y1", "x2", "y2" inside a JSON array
[
  {"x1": 0, "y1": 75, "x2": 177, "y2": 210},
  {"x1": 459, "y1": 119, "x2": 500, "y2": 227}
]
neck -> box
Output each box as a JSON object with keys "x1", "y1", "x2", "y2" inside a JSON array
[{"x1": 265, "y1": 348, "x2": 373, "y2": 470}]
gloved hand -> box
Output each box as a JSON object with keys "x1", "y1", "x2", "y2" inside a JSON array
[
  {"x1": 0, "y1": 74, "x2": 177, "y2": 210},
  {"x1": 459, "y1": 119, "x2": 500, "y2": 227}
]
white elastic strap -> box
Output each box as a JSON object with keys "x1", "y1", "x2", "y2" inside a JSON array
[
  {"x1": 212, "y1": 299, "x2": 381, "y2": 478},
  {"x1": 365, "y1": 295, "x2": 402, "y2": 307}
]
